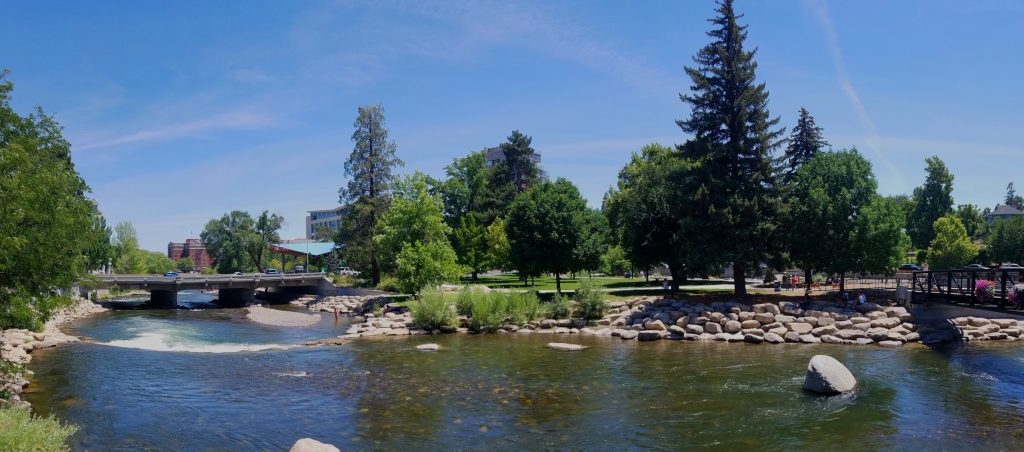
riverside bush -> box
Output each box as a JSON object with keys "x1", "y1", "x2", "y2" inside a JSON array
[
  {"x1": 506, "y1": 291, "x2": 540, "y2": 324},
  {"x1": 466, "y1": 291, "x2": 541, "y2": 332},
  {"x1": 573, "y1": 280, "x2": 607, "y2": 320},
  {"x1": 409, "y1": 287, "x2": 458, "y2": 330},
  {"x1": 543, "y1": 295, "x2": 573, "y2": 320},
  {"x1": 455, "y1": 286, "x2": 485, "y2": 316},
  {"x1": 0, "y1": 407, "x2": 78, "y2": 452}
]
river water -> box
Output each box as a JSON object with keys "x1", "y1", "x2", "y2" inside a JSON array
[{"x1": 23, "y1": 291, "x2": 1024, "y2": 450}]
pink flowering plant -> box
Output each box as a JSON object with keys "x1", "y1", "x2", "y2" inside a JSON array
[{"x1": 975, "y1": 280, "x2": 995, "y2": 303}]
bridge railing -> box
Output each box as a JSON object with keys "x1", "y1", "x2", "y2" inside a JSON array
[{"x1": 912, "y1": 269, "x2": 1023, "y2": 309}]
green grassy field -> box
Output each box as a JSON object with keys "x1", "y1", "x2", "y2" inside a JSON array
[{"x1": 460, "y1": 274, "x2": 726, "y2": 291}]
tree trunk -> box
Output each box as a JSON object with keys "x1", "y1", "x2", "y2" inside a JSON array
[
  {"x1": 840, "y1": 272, "x2": 846, "y2": 293},
  {"x1": 471, "y1": 270, "x2": 478, "y2": 280},
  {"x1": 668, "y1": 264, "x2": 685, "y2": 293},
  {"x1": 556, "y1": 273, "x2": 561, "y2": 294},
  {"x1": 733, "y1": 263, "x2": 747, "y2": 296},
  {"x1": 805, "y1": 268, "x2": 813, "y2": 291}
]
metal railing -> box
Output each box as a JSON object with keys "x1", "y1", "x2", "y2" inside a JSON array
[{"x1": 912, "y1": 269, "x2": 1023, "y2": 309}]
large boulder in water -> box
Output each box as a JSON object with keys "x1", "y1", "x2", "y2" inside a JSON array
[
  {"x1": 290, "y1": 438, "x2": 340, "y2": 452},
  {"x1": 803, "y1": 355, "x2": 857, "y2": 394}
]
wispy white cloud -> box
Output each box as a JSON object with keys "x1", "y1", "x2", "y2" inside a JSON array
[
  {"x1": 804, "y1": 0, "x2": 906, "y2": 190},
  {"x1": 76, "y1": 109, "x2": 275, "y2": 150}
]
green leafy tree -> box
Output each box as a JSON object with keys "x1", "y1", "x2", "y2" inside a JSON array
[
  {"x1": 84, "y1": 212, "x2": 113, "y2": 272},
  {"x1": 113, "y1": 221, "x2": 147, "y2": 274},
  {"x1": 248, "y1": 211, "x2": 283, "y2": 272},
  {"x1": 337, "y1": 104, "x2": 403, "y2": 286},
  {"x1": 955, "y1": 204, "x2": 987, "y2": 241},
  {"x1": 781, "y1": 107, "x2": 828, "y2": 183},
  {"x1": 676, "y1": 0, "x2": 785, "y2": 295},
  {"x1": 1005, "y1": 182, "x2": 1024, "y2": 209},
  {"x1": 506, "y1": 178, "x2": 589, "y2": 294},
  {"x1": 572, "y1": 209, "x2": 610, "y2": 275},
  {"x1": 440, "y1": 150, "x2": 492, "y2": 226},
  {"x1": 604, "y1": 143, "x2": 699, "y2": 289},
  {"x1": 926, "y1": 216, "x2": 978, "y2": 270},
  {"x1": 376, "y1": 172, "x2": 461, "y2": 292},
  {"x1": 853, "y1": 195, "x2": 912, "y2": 277},
  {"x1": 601, "y1": 245, "x2": 632, "y2": 276},
  {"x1": 142, "y1": 250, "x2": 176, "y2": 274},
  {"x1": 176, "y1": 257, "x2": 194, "y2": 272},
  {"x1": 201, "y1": 211, "x2": 256, "y2": 274},
  {"x1": 485, "y1": 217, "x2": 511, "y2": 271},
  {"x1": 452, "y1": 215, "x2": 489, "y2": 280},
  {"x1": 989, "y1": 216, "x2": 1024, "y2": 265},
  {"x1": 908, "y1": 156, "x2": 955, "y2": 248},
  {"x1": 395, "y1": 241, "x2": 463, "y2": 294},
  {"x1": 0, "y1": 70, "x2": 100, "y2": 328},
  {"x1": 788, "y1": 150, "x2": 877, "y2": 290}
]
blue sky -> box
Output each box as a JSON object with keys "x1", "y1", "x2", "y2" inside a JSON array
[{"x1": 3, "y1": 0, "x2": 1022, "y2": 251}]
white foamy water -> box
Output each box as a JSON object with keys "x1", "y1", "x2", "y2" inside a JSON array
[{"x1": 100, "y1": 332, "x2": 291, "y2": 353}]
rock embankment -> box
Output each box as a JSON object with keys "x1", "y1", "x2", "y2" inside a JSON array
[
  {"x1": 917, "y1": 316, "x2": 1024, "y2": 344},
  {"x1": 1, "y1": 298, "x2": 106, "y2": 408},
  {"x1": 302, "y1": 295, "x2": 389, "y2": 315}
]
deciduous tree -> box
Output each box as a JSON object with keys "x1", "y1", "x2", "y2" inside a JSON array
[
  {"x1": 908, "y1": 156, "x2": 955, "y2": 248},
  {"x1": 452, "y1": 215, "x2": 488, "y2": 280},
  {"x1": 989, "y1": 216, "x2": 1024, "y2": 265},
  {"x1": 926, "y1": 216, "x2": 978, "y2": 270},
  {"x1": 505, "y1": 179, "x2": 588, "y2": 294},
  {"x1": 113, "y1": 222, "x2": 147, "y2": 274}
]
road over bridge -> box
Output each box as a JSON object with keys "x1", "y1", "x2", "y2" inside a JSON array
[{"x1": 83, "y1": 273, "x2": 333, "y2": 308}]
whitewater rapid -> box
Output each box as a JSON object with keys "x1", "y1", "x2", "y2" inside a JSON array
[{"x1": 100, "y1": 331, "x2": 293, "y2": 353}]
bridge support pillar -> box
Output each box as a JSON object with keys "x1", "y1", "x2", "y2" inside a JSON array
[
  {"x1": 216, "y1": 288, "x2": 254, "y2": 307},
  {"x1": 148, "y1": 290, "x2": 178, "y2": 309}
]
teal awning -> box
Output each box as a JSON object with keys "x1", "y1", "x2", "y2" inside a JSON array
[{"x1": 268, "y1": 242, "x2": 337, "y2": 256}]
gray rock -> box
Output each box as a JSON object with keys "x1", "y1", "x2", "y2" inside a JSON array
[
  {"x1": 713, "y1": 332, "x2": 732, "y2": 341},
  {"x1": 619, "y1": 330, "x2": 638, "y2": 340},
  {"x1": 724, "y1": 320, "x2": 742, "y2": 333},
  {"x1": 684, "y1": 324, "x2": 704, "y2": 335},
  {"x1": 547, "y1": 342, "x2": 587, "y2": 351},
  {"x1": 416, "y1": 343, "x2": 440, "y2": 351},
  {"x1": 644, "y1": 319, "x2": 667, "y2": 331},
  {"x1": 638, "y1": 330, "x2": 663, "y2": 341},
  {"x1": 835, "y1": 329, "x2": 868, "y2": 340},
  {"x1": 811, "y1": 325, "x2": 837, "y2": 336},
  {"x1": 787, "y1": 322, "x2": 813, "y2": 334},
  {"x1": 870, "y1": 317, "x2": 901, "y2": 329},
  {"x1": 877, "y1": 340, "x2": 902, "y2": 348},
  {"x1": 290, "y1": 438, "x2": 340, "y2": 452},
  {"x1": 704, "y1": 322, "x2": 723, "y2": 334},
  {"x1": 967, "y1": 317, "x2": 990, "y2": 327},
  {"x1": 803, "y1": 355, "x2": 857, "y2": 394},
  {"x1": 820, "y1": 334, "x2": 845, "y2": 344},
  {"x1": 799, "y1": 334, "x2": 821, "y2": 344},
  {"x1": 784, "y1": 332, "x2": 802, "y2": 343},
  {"x1": 744, "y1": 333, "x2": 764, "y2": 344},
  {"x1": 764, "y1": 332, "x2": 785, "y2": 344},
  {"x1": 754, "y1": 312, "x2": 775, "y2": 324},
  {"x1": 540, "y1": 319, "x2": 557, "y2": 329}
]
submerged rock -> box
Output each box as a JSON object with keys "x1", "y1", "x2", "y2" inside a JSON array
[
  {"x1": 803, "y1": 355, "x2": 857, "y2": 394},
  {"x1": 547, "y1": 342, "x2": 587, "y2": 351},
  {"x1": 416, "y1": 343, "x2": 440, "y2": 351},
  {"x1": 290, "y1": 438, "x2": 340, "y2": 452}
]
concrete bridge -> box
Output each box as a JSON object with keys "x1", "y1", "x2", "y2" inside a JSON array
[{"x1": 83, "y1": 273, "x2": 334, "y2": 308}]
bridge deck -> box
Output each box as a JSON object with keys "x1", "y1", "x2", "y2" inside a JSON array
[{"x1": 85, "y1": 273, "x2": 331, "y2": 292}]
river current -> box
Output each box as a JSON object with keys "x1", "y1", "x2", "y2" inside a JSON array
[{"x1": 23, "y1": 291, "x2": 1024, "y2": 450}]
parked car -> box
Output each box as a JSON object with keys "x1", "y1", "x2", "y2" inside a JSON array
[
  {"x1": 163, "y1": 271, "x2": 178, "y2": 277},
  {"x1": 338, "y1": 267, "x2": 360, "y2": 276},
  {"x1": 998, "y1": 263, "x2": 1023, "y2": 269},
  {"x1": 963, "y1": 264, "x2": 989, "y2": 270},
  {"x1": 898, "y1": 264, "x2": 922, "y2": 272},
  {"x1": 232, "y1": 271, "x2": 243, "y2": 275},
  {"x1": 265, "y1": 268, "x2": 281, "y2": 275}
]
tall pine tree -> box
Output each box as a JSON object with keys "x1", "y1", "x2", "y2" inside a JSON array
[
  {"x1": 496, "y1": 130, "x2": 540, "y2": 194},
  {"x1": 677, "y1": 0, "x2": 785, "y2": 296},
  {"x1": 781, "y1": 107, "x2": 828, "y2": 183},
  {"x1": 337, "y1": 104, "x2": 403, "y2": 285}
]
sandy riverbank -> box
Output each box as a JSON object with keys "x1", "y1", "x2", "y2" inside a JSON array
[{"x1": 246, "y1": 306, "x2": 323, "y2": 327}]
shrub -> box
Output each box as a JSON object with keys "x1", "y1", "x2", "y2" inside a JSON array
[
  {"x1": 762, "y1": 272, "x2": 777, "y2": 284},
  {"x1": 409, "y1": 287, "x2": 458, "y2": 331},
  {"x1": 542, "y1": 295, "x2": 573, "y2": 320},
  {"x1": 375, "y1": 276, "x2": 401, "y2": 293},
  {"x1": 573, "y1": 280, "x2": 607, "y2": 320},
  {"x1": 394, "y1": 241, "x2": 463, "y2": 294},
  {"x1": 0, "y1": 407, "x2": 78, "y2": 452},
  {"x1": 506, "y1": 291, "x2": 541, "y2": 324},
  {"x1": 455, "y1": 286, "x2": 485, "y2": 316},
  {"x1": 468, "y1": 292, "x2": 508, "y2": 332}
]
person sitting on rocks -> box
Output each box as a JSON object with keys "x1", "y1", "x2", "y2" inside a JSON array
[{"x1": 857, "y1": 291, "x2": 867, "y2": 305}]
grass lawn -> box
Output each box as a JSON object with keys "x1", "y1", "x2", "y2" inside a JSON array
[{"x1": 461, "y1": 274, "x2": 726, "y2": 291}]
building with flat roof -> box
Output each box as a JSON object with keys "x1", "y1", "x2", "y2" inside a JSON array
[
  {"x1": 483, "y1": 146, "x2": 547, "y2": 180},
  {"x1": 167, "y1": 238, "x2": 213, "y2": 271},
  {"x1": 306, "y1": 206, "x2": 345, "y2": 239}
]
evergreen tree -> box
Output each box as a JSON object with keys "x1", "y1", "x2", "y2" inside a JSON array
[
  {"x1": 337, "y1": 104, "x2": 403, "y2": 285},
  {"x1": 1005, "y1": 182, "x2": 1024, "y2": 209},
  {"x1": 677, "y1": 0, "x2": 785, "y2": 295},
  {"x1": 494, "y1": 130, "x2": 540, "y2": 194},
  {"x1": 781, "y1": 107, "x2": 828, "y2": 183},
  {"x1": 907, "y1": 156, "x2": 955, "y2": 248}
]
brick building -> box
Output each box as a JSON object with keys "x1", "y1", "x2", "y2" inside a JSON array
[{"x1": 167, "y1": 239, "x2": 214, "y2": 271}]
